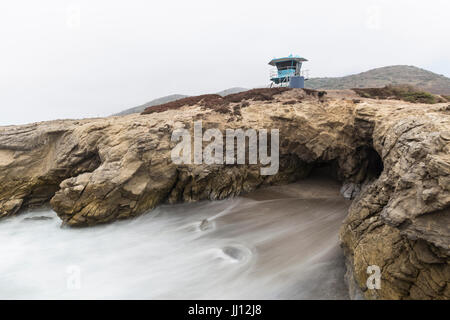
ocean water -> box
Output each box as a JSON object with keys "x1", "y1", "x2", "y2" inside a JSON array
[{"x1": 0, "y1": 176, "x2": 350, "y2": 299}]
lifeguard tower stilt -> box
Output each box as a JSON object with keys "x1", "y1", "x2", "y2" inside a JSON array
[{"x1": 269, "y1": 55, "x2": 308, "y2": 88}]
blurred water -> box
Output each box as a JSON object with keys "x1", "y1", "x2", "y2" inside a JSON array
[{"x1": 0, "y1": 176, "x2": 350, "y2": 299}]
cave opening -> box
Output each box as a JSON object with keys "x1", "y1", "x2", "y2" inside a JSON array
[
  {"x1": 303, "y1": 146, "x2": 384, "y2": 185},
  {"x1": 295, "y1": 146, "x2": 383, "y2": 201},
  {"x1": 365, "y1": 147, "x2": 384, "y2": 179}
]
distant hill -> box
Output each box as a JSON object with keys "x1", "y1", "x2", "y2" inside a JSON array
[
  {"x1": 114, "y1": 87, "x2": 248, "y2": 116},
  {"x1": 215, "y1": 87, "x2": 248, "y2": 96},
  {"x1": 305, "y1": 65, "x2": 450, "y2": 95},
  {"x1": 113, "y1": 94, "x2": 189, "y2": 116}
]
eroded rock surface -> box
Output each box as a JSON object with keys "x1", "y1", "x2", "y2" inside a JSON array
[
  {"x1": 340, "y1": 102, "x2": 450, "y2": 299},
  {"x1": 0, "y1": 89, "x2": 362, "y2": 225},
  {"x1": 0, "y1": 88, "x2": 448, "y2": 299}
]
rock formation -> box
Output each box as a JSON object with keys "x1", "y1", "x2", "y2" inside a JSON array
[
  {"x1": 340, "y1": 101, "x2": 450, "y2": 299},
  {"x1": 0, "y1": 88, "x2": 448, "y2": 299}
]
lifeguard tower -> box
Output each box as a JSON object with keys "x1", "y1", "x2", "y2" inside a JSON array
[{"x1": 269, "y1": 55, "x2": 308, "y2": 88}]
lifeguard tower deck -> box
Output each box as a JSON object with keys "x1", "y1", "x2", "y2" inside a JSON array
[{"x1": 269, "y1": 55, "x2": 308, "y2": 88}]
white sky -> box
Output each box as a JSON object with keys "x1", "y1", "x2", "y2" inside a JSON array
[{"x1": 0, "y1": 0, "x2": 449, "y2": 125}]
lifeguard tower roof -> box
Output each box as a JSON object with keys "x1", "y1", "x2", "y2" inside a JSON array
[{"x1": 268, "y1": 55, "x2": 308, "y2": 66}]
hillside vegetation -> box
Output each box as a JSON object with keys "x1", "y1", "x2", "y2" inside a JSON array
[
  {"x1": 115, "y1": 87, "x2": 248, "y2": 116},
  {"x1": 113, "y1": 94, "x2": 188, "y2": 116},
  {"x1": 353, "y1": 85, "x2": 448, "y2": 104},
  {"x1": 306, "y1": 65, "x2": 450, "y2": 95}
]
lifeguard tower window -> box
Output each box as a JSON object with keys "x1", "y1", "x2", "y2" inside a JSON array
[{"x1": 276, "y1": 61, "x2": 297, "y2": 69}]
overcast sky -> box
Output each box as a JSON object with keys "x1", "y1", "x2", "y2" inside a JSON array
[{"x1": 1, "y1": 0, "x2": 449, "y2": 125}]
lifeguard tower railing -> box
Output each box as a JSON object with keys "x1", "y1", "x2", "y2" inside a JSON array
[
  {"x1": 269, "y1": 67, "x2": 310, "y2": 86},
  {"x1": 269, "y1": 68, "x2": 310, "y2": 79}
]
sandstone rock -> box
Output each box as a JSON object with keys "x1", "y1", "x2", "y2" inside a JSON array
[
  {"x1": 340, "y1": 101, "x2": 450, "y2": 300},
  {"x1": 0, "y1": 89, "x2": 361, "y2": 226},
  {"x1": 0, "y1": 88, "x2": 448, "y2": 299},
  {"x1": 22, "y1": 216, "x2": 53, "y2": 222}
]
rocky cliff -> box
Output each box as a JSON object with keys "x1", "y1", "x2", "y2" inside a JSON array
[
  {"x1": 0, "y1": 88, "x2": 448, "y2": 299},
  {"x1": 340, "y1": 100, "x2": 450, "y2": 299}
]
